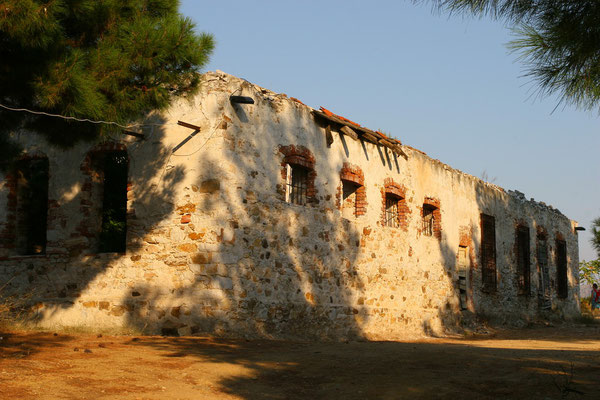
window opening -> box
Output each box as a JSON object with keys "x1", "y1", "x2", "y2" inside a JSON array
[
  {"x1": 556, "y1": 239, "x2": 568, "y2": 299},
  {"x1": 422, "y1": 204, "x2": 436, "y2": 236},
  {"x1": 15, "y1": 158, "x2": 49, "y2": 255},
  {"x1": 457, "y1": 245, "x2": 469, "y2": 310},
  {"x1": 286, "y1": 164, "x2": 309, "y2": 206},
  {"x1": 481, "y1": 214, "x2": 496, "y2": 292},
  {"x1": 537, "y1": 237, "x2": 551, "y2": 310},
  {"x1": 516, "y1": 226, "x2": 531, "y2": 295},
  {"x1": 342, "y1": 180, "x2": 359, "y2": 219},
  {"x1": 384, "y1": 194, "x2": 399, "y2": 228},
  {"x1": 98, "y1": 151, "x2": 128, "y2": 253}
]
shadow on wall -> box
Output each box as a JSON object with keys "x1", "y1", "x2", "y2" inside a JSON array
[
  {"x1": 2, "y1": 74, "x2": 576, "y2": 340},
  {"x1": 426, "y1": 177, "x2": 579, "y2": 336},
  {"x1": 1, "y1": 114, "x2": 187, "y2": 323},
  {"x1": 122, "y1": 86, "x2": 367, "y2": 340},
  {"x1": 422, "y1": 182, "x2": 491, "y2": 336},
  {"x1": 423, "y1": 181, "x2": 518, "y2": 336}
]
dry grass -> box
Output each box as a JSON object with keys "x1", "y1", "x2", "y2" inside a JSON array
[
  {"x1": 0, "y1": 276, "x2": 36, "y2": 332},
  {"x1": 38, "y1": 324, "x2": 146, "y2": 336}
]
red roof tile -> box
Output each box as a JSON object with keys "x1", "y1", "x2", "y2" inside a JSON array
[
  {"x1": 290, "y1": 97, "x2": 305, "y2": 105},
  {"x1": 319, "y1": 107, "x2": 361, "y2": 128}
]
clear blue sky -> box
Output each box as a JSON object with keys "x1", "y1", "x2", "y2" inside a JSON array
[{"x1": 181, "y1": 0, "x2": 599, "y2": 261}]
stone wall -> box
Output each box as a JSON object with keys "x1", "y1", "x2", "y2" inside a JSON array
[{"x1": 0, "y1": 71, "x2": 581, "y2": 339}]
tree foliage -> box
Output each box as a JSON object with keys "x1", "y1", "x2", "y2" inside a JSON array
[
  {"x1": 580, "y1": 216, "x2": 600, "y2": 286},
  {"x1": 580, "y1": 259, "x2": 600, "y2": 287},
  {"x1": 0, "y1": 0, "x2": 214, "y2": 156},
  {"x1": 424, "y1": 1, "x2": 600, "y2": 112},
  {"x1": 592, "y1": 217, "x2": 600, "y2": 258}
]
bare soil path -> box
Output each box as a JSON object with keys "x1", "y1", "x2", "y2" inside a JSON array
[{"x1": 1, "y1": 324, "x2": 599, "y2": 399}]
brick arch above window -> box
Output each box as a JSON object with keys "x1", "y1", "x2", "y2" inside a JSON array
[
  {"x1": 381, "y1": 178, "x2": 409, "y2": 229},
  {"x1": 80, "y1": 142, "x2": 129, "y2": 174},
  {"x1": 340, "y1": 163, "x2": 364, "y2": 186},
  {"x1": 13, "y1": 151, "x2": 48, "y2": 161},
  {"x1": 278, "y1": 145, "x2": 317, "y2": 205},
  {"x1": 278, "y1": 145, "x2": 315, "y2": 170},
  {"x1": 383, "y1": 178, "x2": 405, "y2": 199}
]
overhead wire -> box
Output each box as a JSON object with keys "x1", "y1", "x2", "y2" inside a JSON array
[
  {"x1": 1, "y1": 82, "x2": 249, "y2": 182},
  {"x1": 0, "y1": 103, "x2": 182, "y2": 129}
]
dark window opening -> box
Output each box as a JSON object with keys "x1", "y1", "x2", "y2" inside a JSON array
[
  {"x1": 15, "y1": 158, "x2": 49, "y2": 255},
  {"x1": 556, "y1": 239, "x2": 568, "y2": 299},
  {"x1": 537, "y1": 236, "x2": 551, "y2": 310},
  {"x1": 458, "y1": 245, "x2": 469, "y2": 310},
  {"x1": 286, "y1": 164, "x2": 309, "y2": 206},
  {"x1": 516, "y1": 226, "x2": 531, "y2": 295},
  {"x1": 423, "y1": 204, "x2": 436, "y2": 236},
  {"x1": 384, "y1": 194, "x2": 399, "y2": 228},
  {"x1": 342, "y1": 180, "x2": 359, "y2": 218},
  {"x1": 98, "y1": 151, "x2": 128, "y2": 253},
  {"x1": 481, "y1": 214, "x2": 496, "y2": 292}
]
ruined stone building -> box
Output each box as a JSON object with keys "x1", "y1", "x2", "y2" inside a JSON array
[{"x1": 0, "y1": 71, "x2": 582, "y2": 338}]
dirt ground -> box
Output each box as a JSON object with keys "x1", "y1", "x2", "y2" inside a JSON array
[{"x1": 1, "y1": 324, "x2": 599, "y2": 400}]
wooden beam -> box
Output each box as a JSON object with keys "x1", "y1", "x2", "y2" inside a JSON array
[
  {"x1": 379, "y1": 138, "x2": 394, "y2": 148},
  {"x1": 177, "y1": 120, "x2": 201, "y2": 130},
  {"x1": 313, "y1": 111, "x2": 358, "y2": 131},
  {"x1": 230, "y1": 95, "x2": 255, "y2": 104},
  {"x1": 325, "y1": 125, "x2": 334, "y2": 147},
  {"x1": 340, "y1": 125, "x2": 358, "y2": 141},
  {"x1": 361, "y1": 131, "x2": 378, "y2": 144},
  {"x1": 173, "y1": 121, "x2": 201, "y2": 153},
  {"x1": 312, "y1": 109, "x2": 408, "y2": 158},
  {"x1": 122, "y1": 130, "x2": 145, "y2": 139},
  {"x1": 172, "y1": 130, "x2": 200, "y2": 153}
]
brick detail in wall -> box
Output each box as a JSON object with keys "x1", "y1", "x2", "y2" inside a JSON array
[
  {"x1": 381, "y1": 178, "x2": 409, "y2": 229},
  {"x1": 278, "y1": 145, "x2": 318, "y2": 204},
  {"x1": 422, "y1": 196, "x2": 442, "y2": 240},
  {"x1": 80, "y1": 142, "x2": 128, "y2": 174},
  {"x1": 338, "y1": 163, "x2": 366, "y2": 217}
]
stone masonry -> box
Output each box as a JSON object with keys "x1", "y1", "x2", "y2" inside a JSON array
[{"x1": 0, "y1": 71, "x2": 582, "y2": 339}]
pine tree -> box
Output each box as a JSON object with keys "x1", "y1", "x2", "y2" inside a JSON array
[
  {"x1": 0, "y1": 0, "x2": 214, "y2": 157},
  {"x1": 424, "y1": 1, "x2": 600, "y2": 112}
]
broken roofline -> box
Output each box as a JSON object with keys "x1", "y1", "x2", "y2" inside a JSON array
[
  {"x1": 207, "y1": 71, "x2": 405, "y2": 157},
  {"x1": 313, "y1": 107, "x2": 407, "y2": 159},
  {"x1": 205, "y1": 71, "x2": 571, "y2": 220}
]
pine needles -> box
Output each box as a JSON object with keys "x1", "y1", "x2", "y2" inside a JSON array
[
  {"x1": 424, "y1": 1, "x2": 600, "y2": 112},
  {"x1": 0, "y1": 0, "x2": 214, "y2": 157}
]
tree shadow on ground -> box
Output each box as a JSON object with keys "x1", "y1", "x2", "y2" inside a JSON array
[
  {"x1": 0, "y1": 331, "x2": 73, "y2": 359},
  {"x1": 126, "y1": 329, "x2": 600, "y2": 400}
]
